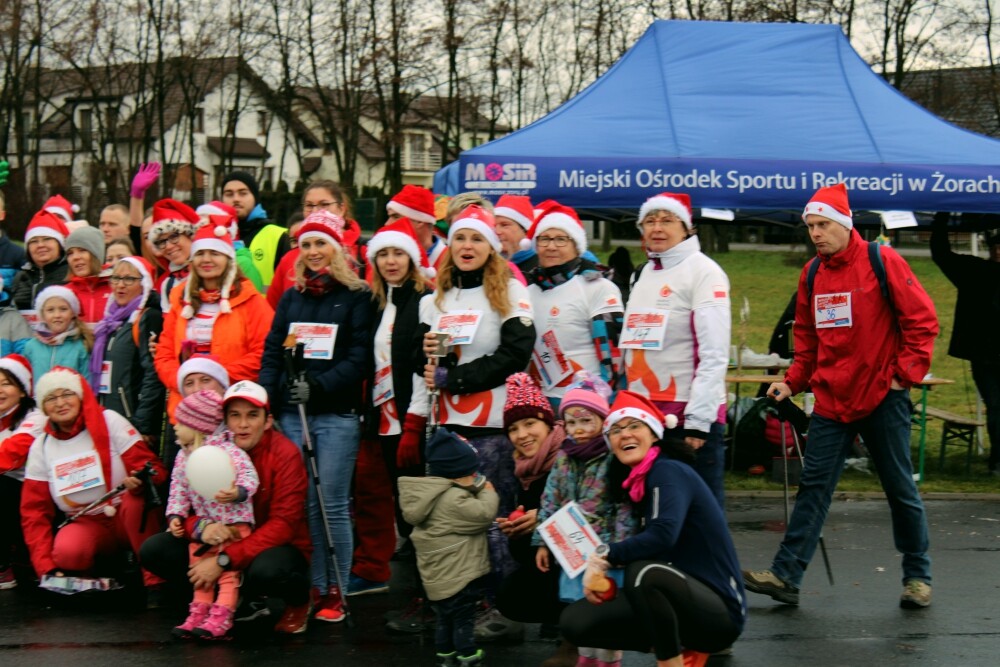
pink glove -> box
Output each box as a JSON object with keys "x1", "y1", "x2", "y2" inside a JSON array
[
  {"x1": 397, "y1": 413, "x2": 427, "y2": 468},
  {"x1": 130, "y1": 162, "x2": 161, "y2": 199}
]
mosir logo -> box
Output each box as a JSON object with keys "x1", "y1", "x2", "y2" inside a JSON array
[{"x1": 465, "y1": 162, "x2": 537, "y2": 190}]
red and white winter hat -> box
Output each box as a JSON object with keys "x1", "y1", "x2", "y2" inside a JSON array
[
  {"x1": 494, "y1": 195, "x2": 534, "y2": 232},
  {"x1": 503, "y1": 372, "x2": 554, "y2": 429},
  {"x1": 0, "y1": 354, "x2": 33, "y2": 394},
  {"x1": 24, "y1": 210, "x2": 71, "y2": 247},
  {"x1": 387, "y1": 185, "x2": 436, "y2": 225},
  {"x1": 34, "y1": 285, "x2": 81, "y2": 316},
  {"x1": 35, "y1": 366, "x2": 84, "y2": 402},
  {"x1": 524, "y1": 200, "x2": 587, "y2": 253},
  {"x1": 177, "y1": 355, "x2": 230, "y2": 393},
  {"x1": 603, "y1": 390, "x2": 679, "y2": 445},
  {"x1": 802, "y1": 183, "x2": 853, "y2": 229},
  {"x1": 223, "y1": 380, "x2": 270, "y2": 410},
  {"x1": 196, "y1": 201, "x2": 240, "y2": 239},
  {"x1": 366, "y1": 216, "x2": 436, "y2": 279},
  {"x1": 448, "y1": 205, "x2": 501, "y2": 253},
  {"x1": 108, "y1": 256, "x2": 155, "y2": 314},
  {"x1": 296, "y1": 209, "x2": 345, "y2": 247},
  {"x1": 149, "y1": 199, "x2": 200, "y2": 243},
  {"x1": 42, "y1": 195, "x2": 79, "y2": 224},
  {"x1": 637, "y1": 192, "x2": 693, "y2": 230},
  {"x1": 182, "y1": 223, "x2": 237, "y2": 319}
]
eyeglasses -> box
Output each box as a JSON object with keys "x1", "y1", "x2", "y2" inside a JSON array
[
  {"x1": 153, "y1": 233, "x2": 185, "y2": 250},
  {"x1": 536, "y1": 235, "x2": 572, "y2": 248},
  {"x1": 606, "y1": 421, "x2": 646, "y2": 439},
  {"x1": 43, "y1": 391, "x2": 78, "y2": 405},
  {"x1": 110, "y1": 275, "x2": 141, "y2": 285},
  {"x1": 303, "y1": 201, "x2": 341, "y2": 212},
  {"x1": 641, "y1": 215, "x2": 681, "y2": 229}
]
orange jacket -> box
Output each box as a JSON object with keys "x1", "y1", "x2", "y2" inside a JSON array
[{"x1": 155, "y1": 277, "x2": 274, "y2": 418}]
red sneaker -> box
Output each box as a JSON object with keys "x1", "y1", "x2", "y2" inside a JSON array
[
  {"x1": 0, "y1": 566, "x2": 16, "y2": 590},
  {"x1": 274, "y1": 587, "x2": 320, "y2": 634},
  {"x1": 314, "y1": 586, "x2": 345, "y2": 623}
]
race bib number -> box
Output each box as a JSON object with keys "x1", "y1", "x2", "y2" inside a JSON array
[
  {"x1": 289, "y1": 322, "x2": 339, "y2": 360},
  {"x1": 435, "y1": 310, "x2": 483, "y2": 346},
  {"x1": 99, "y1": 361, "x2": 112, "y2": 394},
  {"x1": 372, "y1": 360, "x2": 394, "y2": 407},
  {"x1": 815, "y1": 293, "x2": 852, "y2": 329},
  {"x1": 537, "y1": 501, "x2": 603, "y2": 578},
  {"x1": 52, "y1": 451, "x2": 106, "y2": 497},
  {"x1": 620, "y1": 309, "x2": 669, "y2": 350},
  {"x1": 532, "y1": 330, "x2": 573, "y2": 389}
]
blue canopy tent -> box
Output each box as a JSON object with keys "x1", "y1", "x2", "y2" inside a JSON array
[{"x1": 435, "y1": 20, "x2": 1000, "y2": 214}]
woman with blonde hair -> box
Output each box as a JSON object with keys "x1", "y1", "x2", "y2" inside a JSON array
[
  {"x1": 259, "y1": 209, "x2": 373, "y2": 624},
  {"x1": 412, "y1": 204, "x2": 535, "y2": 640}
]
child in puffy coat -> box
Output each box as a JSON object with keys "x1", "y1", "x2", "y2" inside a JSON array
[{"x1": 399, "y1": 429, "x2": 498, "y2": 667}]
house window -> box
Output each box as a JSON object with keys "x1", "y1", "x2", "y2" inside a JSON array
[
  {"x1": 193, "y1": 107, "x2": 204, "y2": 133},
  {"x1": 257, "y1": 111, "x2": 268, "y2": 135},
  {"x1": 106, "y1": 106, "x2": 118, "y2": 134},
  {"x1": 402, "y1": 132, "x2": 441, "y2": 171},
  {"x1": 79, "y1": 108, "x2": 93, "y2": 147},
  {"x1": 226, "y1": 109, "x2": 239, "y2": 135}
]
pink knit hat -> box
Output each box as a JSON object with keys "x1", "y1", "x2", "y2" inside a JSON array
[
  {"x1": 503, "y1": 372, "x2": 554, "y2": 429},
  {"x1": 175, "y1": 389, "x2": 223, "y2": 435},
  {"x1": 559, "y1": 371, "x2": 612, "y2": 420}
]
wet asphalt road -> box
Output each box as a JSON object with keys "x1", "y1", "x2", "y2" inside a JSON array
[{"x1": 1, "y1": 497, "x2": 998, "y2": 666}]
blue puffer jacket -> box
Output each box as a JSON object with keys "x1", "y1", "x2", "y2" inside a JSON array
[{"x1": 259, "y1": 282, "x2": 374, "y2": 416}]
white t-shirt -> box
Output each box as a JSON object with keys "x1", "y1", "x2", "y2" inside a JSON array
[
  {"x1": 418, "y1": 277, "x2": 533, "y2": 428},
  {"x1": 374, "y1": 293, "x2": 401, "y2": 436},
  {"x1": 25, "y1": 410, "x2": 143, "y2": 515},
  {"x1": 527, "y1": 274, "x2": 623, "y2": 399},
  {"x1": 623, "y1": 242, "x2": 730, "y2": 432}
]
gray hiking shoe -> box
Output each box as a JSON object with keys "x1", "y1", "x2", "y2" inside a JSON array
[{"x1": 742, "y1": 569, "x2": 800, "y2": 606}]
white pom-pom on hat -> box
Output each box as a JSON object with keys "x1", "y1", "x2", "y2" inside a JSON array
[
  {"x1": 664, "y1": 414, "x2": 679, "y2": 429},
  {"x1": 214, "y1": 225, "x2": 226, "y2": 238}
]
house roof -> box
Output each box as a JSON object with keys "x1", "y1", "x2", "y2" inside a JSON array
[
  {"x1": 206, "y1": 136, "x2": 270, "y2": 158},
  {"x1": 897, "y1": 66, "x2": 1000, "y2": 138}
]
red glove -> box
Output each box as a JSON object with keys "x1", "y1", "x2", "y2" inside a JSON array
[{"x1": 397, "y1": 413, "x2": 427, "y2": 469}]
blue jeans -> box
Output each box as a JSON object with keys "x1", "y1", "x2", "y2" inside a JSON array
[
  {"x1": 771, "y1": 389, "x2": 931, "y2": 587},
  {"x1": 280, "y1": 411, "x2": 360, "y2": 591}
]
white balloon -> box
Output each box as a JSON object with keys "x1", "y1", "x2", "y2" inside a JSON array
[{"x1": 186, "y1": 445, "x2": 236, "y2": 499}]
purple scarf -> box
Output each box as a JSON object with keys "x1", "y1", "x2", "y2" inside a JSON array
[
  {"x1": 561, "y1": 434, "x2": 609, "y2": 462},
  {"x1": 621, "y1": 446, "x2": 661, "y2": 502},
  {"x1": 89, "y1": 295, "x2": 143, "y2": 392}
]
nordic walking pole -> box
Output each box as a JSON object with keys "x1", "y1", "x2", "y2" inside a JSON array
[
  {"x1": 283, "y1": 337, "x2": 354, "y2": 626},
  {"x1": 780, "y1": 408, "x2": 790, "y2": 525},
  {"x1": 425, "y1": 331, "x2": 450, "y2": 443},
  {"x1": 57, "y1": 461, "x2": 158, "y2": 529},
  {"x1": 789, "y1": 421, "x2": 834, "y2": 586}
]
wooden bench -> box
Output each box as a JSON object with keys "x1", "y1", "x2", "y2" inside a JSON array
[{"x1": 914, "y1": 406, "x2": 986, "y2": 473}]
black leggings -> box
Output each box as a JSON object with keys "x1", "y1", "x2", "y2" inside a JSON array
[{"x1": 560, "y1": 561, "x2": 741, "y2": 660}]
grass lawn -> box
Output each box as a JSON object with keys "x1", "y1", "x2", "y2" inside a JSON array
[{"x1": 602, "y1": 246, "x2": 997, "y2": 494}]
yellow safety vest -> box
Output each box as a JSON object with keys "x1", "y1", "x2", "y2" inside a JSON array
[{"x1": 249, "y1": 224, "x2": 286, "y2": 287}]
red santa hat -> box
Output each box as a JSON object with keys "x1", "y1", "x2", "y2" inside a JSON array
[
  {"x1": 196, "y1": 201, "x2": 241, "y2": 239},
  {"x1": 603, "y1": 390, "x2": 679, "y2": 445},
  {"x1": 366, "y1": 216, "x2": 436, "y2": 279},
  {"x1": 149, "y1": 199, "x2": 200, "y2": 243},
  {"x1": 296, "y1": 210, "x2": 345, "y2": 247},
  {"x1": 0, "y1": 354, "x2": 33, "y2": 395},
  {"x1": 24, "y1": 210, "x2": 71, "y2": 248},
  {"x1": 448, "y1": 205, "x2": 501, "y2": 253},
  {"x1": 523, "y1": 201, "x2": 587, "y2": 253},
  {"x1": 182, "y1": 223, "x2": 237, "y2": 319},
  {"x1": 494, "y1": 195, "x2": 534, "y2": 231},
  {"x1": 42, "y1": 195, "x2": 79, "y2": 224},
  {"x1": 387, "y1": 184, "x2": 436, "y2": 225},
  {"x1": 177, "y1": 355, "x2": 230, "y2": 392},
  {"x1": 637, "y1": 192, "x2": 693, "y2": 230},
  {"x1": 802, "y1": 183, "x2": 853, "y2": 229},
  {"x1": 109, "y1": 256, "x2": 155, "y2": 314},
  {"x1": 34, "y1": 285, "x2": 81, "y2": 316}
]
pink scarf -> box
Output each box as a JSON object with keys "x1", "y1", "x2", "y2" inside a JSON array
[
  {"x1": 514, "y1": 422, "x2": 565, "y2": 490},
  {"x1": 621, "y1": 446, "x2": 661, "y2": 502}
]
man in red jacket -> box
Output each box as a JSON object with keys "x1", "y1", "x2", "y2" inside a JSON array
[
  {"x1": 140, "y1": 381, "x2": 314, "y2": 633},
  {"x1": 742, "y1": 184, "x2": 938, "y2": 610}
]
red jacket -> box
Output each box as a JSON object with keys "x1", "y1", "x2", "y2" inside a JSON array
[
  {"x1": 67, "y1": 274, "x2": 112, "y2": 327},
  {"x1": 20, "y1": 429, "x2": 165, "y2": 577},
  {"x1": 784, "y1": 231, "x2": 938, "y2": 423},
  {"x1": 183, "y1": 429, "x2": 311, "y2": 569}
]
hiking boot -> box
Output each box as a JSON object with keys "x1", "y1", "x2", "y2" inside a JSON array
[
  {"x1": 436, "y1": 652, "x2": 459, "y2": 667},
  {"x1": 193, "y1": 603, "x2": 235, "y2": 640},
  {"x1": 899, "y1": 579, "x2": 932, "y2": 609},
  {"x1": 314, "y1": 587, "x2": 346, "y2": 623},
  {"x1": 0, "y1": 566, "x2": 17, "y2": 590},
  {"x1": 235, "y1": 597, "x2": 271, "y2": 622},
  {"x1": 172, "y1": 601, "x2": 211, "y2": 639},
  {"x1": 742, "y1": 569, "x2": 799, "y2": 606},
  {"x1": 346, "y1": 574, "x2": 389, "y2": 597},
  {"x1": 457, "y1": 649, "x2": 484, "y2": 665},
  {"x1": 681, "y1": 650, "x2": 710, "y2": 667},
  {"x1": 474, "y1": 605, "x2": 524, "y2": 643},
  {"x1": 274, "y1": 587, "x2": 319, "y2": 634},
  {"x1": 386, "y1": 597, "x2": 435, "y2": 633}
]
